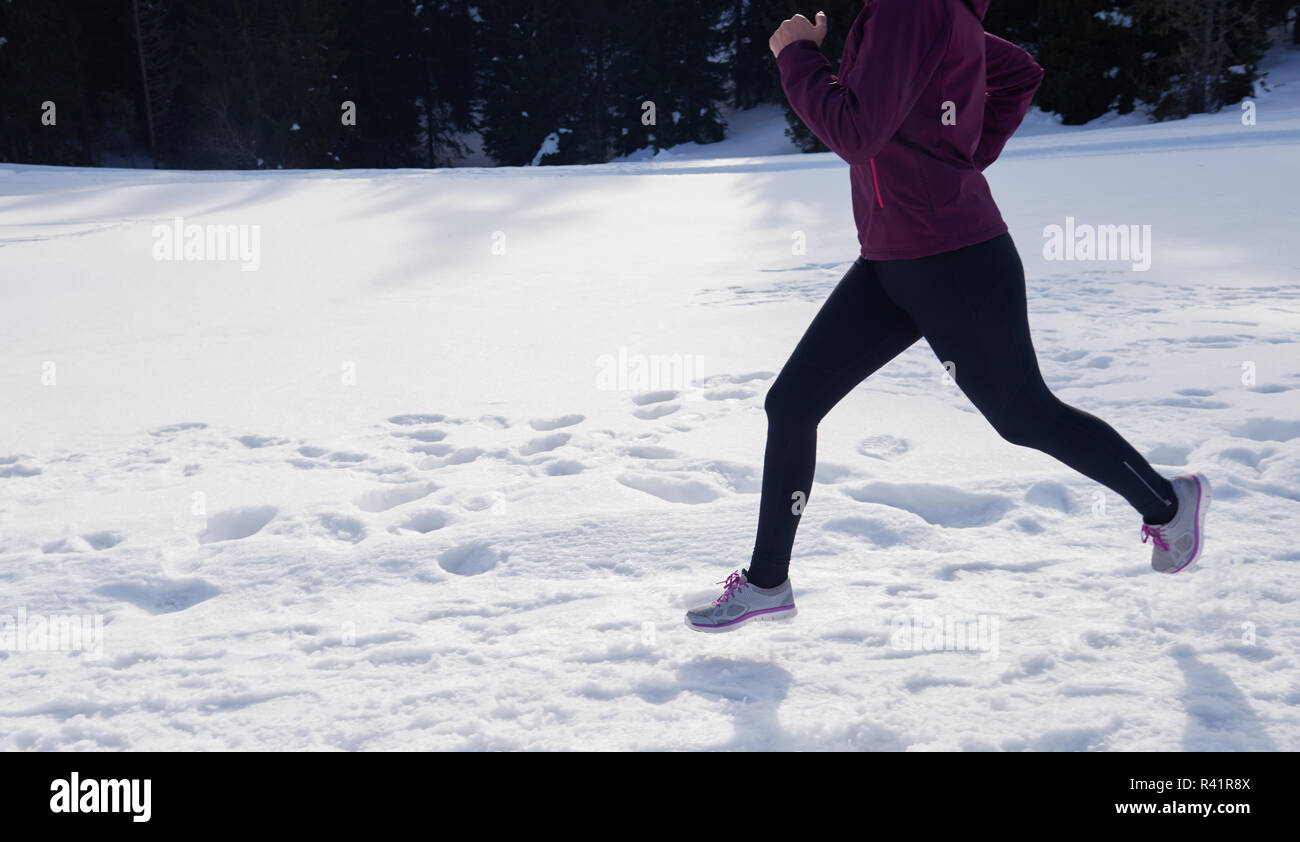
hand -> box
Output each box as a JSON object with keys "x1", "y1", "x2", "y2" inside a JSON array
[{"x1": 769, "y1": 11, "x2": 828, "y2": 60}]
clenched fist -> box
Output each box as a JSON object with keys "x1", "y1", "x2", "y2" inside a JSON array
[{"x1": 769, "y1": 11, "x2": 828, "y2": 59}]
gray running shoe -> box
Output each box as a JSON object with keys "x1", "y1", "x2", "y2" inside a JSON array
[
  {"x1": 1141, "y1": 472, "x2": 1211, "y2": 574},
  {"x1": 685, "y1": 569, "x2": 797, "y2": 633}
]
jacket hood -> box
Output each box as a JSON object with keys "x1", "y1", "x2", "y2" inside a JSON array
[{"x1": 961, "y1": 0, "x2": 990, "y2": 20}]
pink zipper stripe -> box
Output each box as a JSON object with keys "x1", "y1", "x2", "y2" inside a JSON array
[{"x1": 869, "y1": 159, "x2": 885, "y2": 208}]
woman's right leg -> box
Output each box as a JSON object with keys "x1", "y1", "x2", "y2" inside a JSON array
[
  {"x1": 872, "y1": 233, "x2": 1179, "y2": 523},
  {"x1": 746, "y1": 258, "x2": 923, "y2": 588}
]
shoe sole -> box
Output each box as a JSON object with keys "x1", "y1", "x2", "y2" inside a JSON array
[
  {"x1": 684, "y1": 604, "x2": 798, "y2": 634},
  {"x1": 1166, "y1": 472, "x2": 1211, "y2": 575}
]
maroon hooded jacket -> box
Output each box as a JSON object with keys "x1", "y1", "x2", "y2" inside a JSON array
[{"x1": 775, "y1": 0, "x2": 1044, "y2": 259}]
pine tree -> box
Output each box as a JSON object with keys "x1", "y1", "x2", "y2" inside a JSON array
[
  {"x1": 414, "y1": 0, "x2": 477, "y2": 167},
  {"x1": 335, "y1": 1, "x2": 422, "y2": 168},
  {"x1": 610, "y1": 0, "x2": 731, "y2": 157},
  {"x1": 132, "y1": 0, "x2": 180, "y2": 167},
  {"x1": 0, "y1": 1, "x2": 97, "y2": 164},
  {"x1": 728, "y1": 0, "x2": 780, "y2": 109},
  {"x1": 475, "y1": 1, "x2": 594, "y2": 166},
  {"x1": 1136, "y1": 0, "x2": 1276, "y2": 118},
  {"x1": 1030, "y1": 0, "x2": 1137, "y2": 124},
  {"x1": 179, "y1": 0, "x2": 345, "y2": 169}
]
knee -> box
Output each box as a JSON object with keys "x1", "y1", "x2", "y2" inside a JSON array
[
  {"x1": 993, "y1": 416, "x2": 1042, "y2": 448},
  {"x1": 987, "y1": 385, "x2": 1064, "y2": 448},
  {"x1": 764, "y1": 377, "x2": 810, "y2": 426},
  {"x1": 763, "y1": 381, "x2": 793, "y2": 420}
]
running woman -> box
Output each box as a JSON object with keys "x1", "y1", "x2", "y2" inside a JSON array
[{"x1": 686, "y1": 0, "x2": 1210, "y2": 633}]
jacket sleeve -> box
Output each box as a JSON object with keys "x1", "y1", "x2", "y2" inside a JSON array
[
  {"x1": 973, "y1": 33, "x2": 1045, "y2": 171},
  {"x1": 774, "y1": 0, "x2": 951, "y2": 166}
]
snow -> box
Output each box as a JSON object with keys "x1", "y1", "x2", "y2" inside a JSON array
[
  {"x1": 1, "y1": 47, "x2": 1299, "y2": 751},
  {"x1": 612, "y1": 103, "x2": 801, "y2": 162},
  {"x1": 529, "y1": 131, "x2": 561, "y2": 166},
  {"x1": 1093, "y1": 9, "x2": 1134, "y2": 28}
]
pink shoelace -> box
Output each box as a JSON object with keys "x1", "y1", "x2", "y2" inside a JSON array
[
  {"x1": 1140, "y1": 523, "x2": 1169, "y2": 551},
  {"x1": 713, "y1": 570, "x2": 749, "y2": 605}
]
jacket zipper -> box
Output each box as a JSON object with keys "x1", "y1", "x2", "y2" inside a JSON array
[{"x1": 869, "y1": 158, "x2": 885, "y2": 208}]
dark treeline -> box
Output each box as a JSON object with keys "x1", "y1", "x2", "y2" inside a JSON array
[{"x1": 0, "y1": 0, "x2": 1295, "y2": 169}]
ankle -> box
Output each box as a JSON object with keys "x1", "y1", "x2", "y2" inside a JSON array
[
  {"x1": 744, "y1": 567, "x2": 787, "y2": 589},
  {"x1": 1143, "y1": 499, "x2": 1178, "y2": 525}
]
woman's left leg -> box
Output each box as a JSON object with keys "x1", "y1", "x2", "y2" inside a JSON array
[{"x1": 873, "y1": 233, "x2": 1178, "y2": 524}]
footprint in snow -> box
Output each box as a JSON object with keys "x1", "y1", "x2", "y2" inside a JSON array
[
  {"x1": 1217, "y1": 446, "x2": 1274, "y2": 470},
  {"x1": 41, "y1": 531, "x2": 125, "y2": 553},
  {"x1": 316, "y1": 514, "x2": 367, "y2": 544},
  {"x1": 289, "y1": 444, "x2": 369, "y2": 468},
  {"x1": 697, "y1": 460, "x2": 761, "y2": 493},
  {"x1": 1024, "y1": 480, "x2": 1075, "y2": 514},
  {"x1": 616, "y1": 472, "x2": 722, "y2": 504},
  {"x1": 1227, "y1": 418, "x2": 1300, "y2": 442},
  {"x1": 393, "y1": 428, "x2": 448, "y2": 443},
  {"x1": 353, "y1": 482, "x2": 438, "y2": 513},
  {"x1": 438, "y1": 542, "x2": 503, "y2": 576},
  {"x1": 391, "y1": 509, "x2": 452, "y2": 535},
  {"x1": 703, "y1": 387, "x2": 754, "y2": 400},
  {"x1": 529, "y1": 414, "x2": 584, "y2": 431},
  {"x1": 633, "y1": 403, "x2": 680, "y2": 420},
  {"x1": 0, "y1": 460, "x2": 41, "y2": 478},
  {"x1": 624, "y1": 445, "x2": 679, "y2": 459},
  {"x1": 235, "y1": 434, "x2": 286, "y2": 449},
  {"x1": 461, "y1": 492, "x2": 508, "y2": 514},
  {"x1": 417, "y1": 446, "x2": 486, "y2": 469},
  {"x1": 519, "y1": 433, "x2": 570, "y2": 456},
  {"x1": 1015, "y1": 516, "x2": 1045, "y2": 534},
  {"x1": 1145, "y1": 444, "x2": 1191, "y2": 466},
  {"x1": 388, "y1": 413, "x2": 446, "y2": 426},
  {"x1": 198, "y1": 506, "x2": 278, "y2": 543},
  {"x1": 904, "y1": 675, "x2": 974, "y2": 693},
  {"x1": 843, "y1": 482, "x2": 1014, "y2": 528},
  {"x1": 1157, "y1": 397, "x2": 1232, "y2": 409},
  {"x1": 1183, "y1": 334, "x2": 1253, "y2": 348},
  {"x1": 149, "y1": 422, "x2": 207, "y2": 437},
  {"x1": 857, "y1": 434, "x2": 910, "y2": 460},
  {"x1": 715, "y1": 371, "x2": 776, "y2": 385},
  {"x1": 823, "y1": 516, "x2": 904, "y2": 547},
  {"x1": 632, "y1": 390, "x2": 678, "y2": 406},
  {"x1": 96, "y1": 576, "x2": 220, "y2": 614}
]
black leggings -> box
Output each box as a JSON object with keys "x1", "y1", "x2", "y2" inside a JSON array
[{"x1": 748, "y1": 233, "x2": 1176, "y2": 587}]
